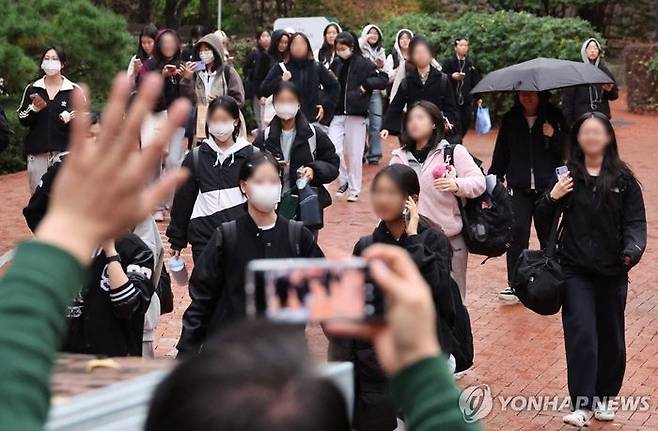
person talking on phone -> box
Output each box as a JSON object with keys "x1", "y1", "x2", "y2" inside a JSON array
[
  {"x1": 390, "y1": 101, "x2": 485, "y2": 299},
  {"x1": 260, "y1": 32, "x2": 339, "y2": 129},
  {"x1": 489, "y1": 91, "x2": 566, "y2": 302},
  {"x1": 253, "y1": 81, "x2": 339, "y2": 238},
  {"x1": 179, "y1": 32, "x2": 246, "y2": 145},
  {"x1": 17, "y1": 45, "x2": 79, "y2": 194},
  {"x1": 177, "y1": 152, "x2": 323, "y2": 355},
  {"x1": 536, "y1": 112, "x2": 646, "y2": 428},
  {"x1": 329, "y1": 164, "x2": 468, "y2": 430}
]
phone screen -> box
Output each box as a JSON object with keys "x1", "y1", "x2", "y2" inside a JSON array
[
  {"x1": 245, "y1": 258, "x2": 383, "y2": 324},
  {"x1": 193, "y1": 61, "x2": 206, "y2": 72}
]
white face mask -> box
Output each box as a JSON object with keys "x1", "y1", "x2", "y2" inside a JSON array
[
  {"x1": 208, "y1": 121, "x2": 235, "y2": 141},
  {"x1": 247, "y1": 183, "x2": 282, "y2": 212},
  {"x1": 199, "y1": 50, "x2": 215, "y2": 64},
  {"x1": 274, "y1": 103, "x2": 299, "y2": 120},
  {"x1": 336, "y1": 49, "x2": 352, "y2": 60},
  {"x1": 41, "y1": 59, "x2": 62, "y2": 76}
]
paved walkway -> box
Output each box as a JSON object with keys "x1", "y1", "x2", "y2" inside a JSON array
[{"x1": 0, "y1": 94, "x2": 656, "y2": 429}]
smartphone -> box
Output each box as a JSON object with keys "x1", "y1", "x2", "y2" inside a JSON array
[
  {"x1": 245, "y1": 258, "x2": 383, "y2": 324},
  {"x1": 192, "y1": 61, "x2": 206, "y2": 72},
  {"x1": 164, "y1": 64, "x2": 177, "y2": 71},
  {"x1": 555, "y1": 165, "x2": 569, "y2": 178},
  {"x1": 402, "y1": 207, "x2": 410, "y2": 225},
  {"x1": 459, "y1": 72, "x2": 466, "y2": 76}
]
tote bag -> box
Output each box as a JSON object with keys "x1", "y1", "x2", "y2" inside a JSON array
[{"x1": 475, "y1": 105, "x2": 492, "y2": 135}]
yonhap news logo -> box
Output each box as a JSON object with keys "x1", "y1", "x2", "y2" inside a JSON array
[{"x1": 458, "y1": 384, "x2": 651, "y2": 423}]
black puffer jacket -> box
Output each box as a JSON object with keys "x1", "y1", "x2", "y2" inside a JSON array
[
  {"x1": 382, "y1": 66, "x2": 460, "y2": 136},
  {"x1": 561, "y1": 62, "x2": 618, "y2": 125},
  {"x1": 537, "y1": 169, "x2": 646, "y2": 276},
  {"x1": 329, "y1": 54, "x2": 388, "y2": 118},
  {"x1": 260, "y1": 58, "x2": 339, "y2": 123},
  {"x1": 253, "y1": 113, "x2": 339, "y2": 209},
  {"x1": 489, "y1": 101, "x2": 566, "y2": 191},
  {"x1": 254, "y1": 29, "x2": 288, "y2": 96}
]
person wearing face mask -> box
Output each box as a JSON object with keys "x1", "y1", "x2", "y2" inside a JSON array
[
  {"x1": 260, "y1": 32, "x2": 338, "y2": 129},
  {"x1": 253, "y1": 81, "x2": 339, "y2": 237},
  {"x1": 167, "y1": 96, "x2": 255, "y2": 263},
  {"x1": 17, "y1": 45, "x2": 79, "y2": 194},
  {"x1": 328, "y1": 31, "x2": 388, "y2": 202},
  {"x1": 179, "y1": 32, "x2": 246, "y2": 145},
  {"x1": 561, "y1": 38, "x2": 618, "y2": 126},
  {"x1": 177, "y1": 152, "x2": 323, "y2": 355}
]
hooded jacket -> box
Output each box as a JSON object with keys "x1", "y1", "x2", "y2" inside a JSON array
[
  {"x1": 382, "y1": 66, "x2": 461, "y2": 136},
  {"x1": 488, "y1": 98, "x2": 566, "y2": 191},
  {"x1": 317, "y1": 22, "x2": 343, "y2": 68},
  {"x1": 359, "y1": 24, "x2": 386, "y2": 67},
  {"x1": 254, "y1": 29, "x2": 289, "y2": 95},
  {"x1": 253, "y1": 112, "x2": 339, "y2": 209},
  {"x1": 561, "y1": 38, "x2": 618, "y2": 124},
  {"x1": 180, "y1": 33, "x2": 245, "y2": 108},
  {"x1": 390, "y1": 141, "x2": 486, "y2": 237},
  {"x1": 441, "y1": 53, "x2": 481, "y2": 106},
  {"x1": 536, "y1": 169, "x2": 646, "y2": 276},
  {"x1": 166, "y1": 137, "x2": 255, "y2": 259},
  {"x1": 384, "y1": 28, "x2": 414, "y2": 79},
  {"x1": 329, "y1": 52, "x2": 389, "y2": 118},
  {"x1": 17, "y1": 76, "x2": 78, "y2": 156},
  {"x1": 177, "y1": 214, "x2": 323, "y2": 354},
  {"x1": 260, "y1": 56, "x2": 339, "y2": 123},
  {"x1": 63, "y1": 233, "x2": 155, "y2": 357}
]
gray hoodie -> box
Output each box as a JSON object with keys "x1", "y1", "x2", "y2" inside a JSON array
[
  {"x1": 359, "y1": 24, "x2": 386, "y2": 66},
  {"x1": 581, "y1": 37, "x2": 602, "y2": 66}
]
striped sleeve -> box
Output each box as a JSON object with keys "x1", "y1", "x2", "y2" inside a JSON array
[{"x1": 16, "y1": 84, "x2": 37, "y2": 125}]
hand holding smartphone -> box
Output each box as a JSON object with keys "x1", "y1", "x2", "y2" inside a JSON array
[{"x1": 555, "y1": 165, "x2": 569, "y2": 179}]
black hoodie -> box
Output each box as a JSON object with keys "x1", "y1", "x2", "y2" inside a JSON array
[
  {"x1": 254, "y1": 29, "x2": 288, "y2": 95},
  {"x1": 489, "y1": 98, "x2": 566, "y2": 191},
  {"x1": 329, "y1": 53, "x2": 388, "y2": 118}
]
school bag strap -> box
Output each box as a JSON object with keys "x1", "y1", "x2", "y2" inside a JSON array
[
  {"x1": 263, "y1": 124, "x2": 316, "y2": 161},
  {"x1": 288, "y1": 219, "x2": 304, "y2": 257},
  {"x1": 217, "y1": 220, "x2": 238, "y2": 254},
  {"x1": 192, "y1": 145, "x2": 201, "y2": 174}
]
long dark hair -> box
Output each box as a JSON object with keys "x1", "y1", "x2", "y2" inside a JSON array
[
  {"x1": 567, "y1": 111, "x2": 637, "y2": 208},
  {"x1": 153, "y1": 29, "x2": 181, "y2": 63},
  {"x1": 206, "y1": 96, "x2": 241, "y2": 141},
  {"x1": 136, "y1": 24, "x2": 158, "y2": 61},
  {"x1": 255, "y1": 29, "x2": 270, "y2": 51},
  {"x1": 289, "y1": 32, "x2": 315, "y2": 62},
  {"x1": 40, "y1": 45, "x2": 67, "y2": 70},
  {"x1": 318, "y1": 23, "x2": 341, "y2": 64},
  {"x1": 268, "y1": 29, "x2": 290, "y2": 62},
  {"x1": 399, "y1": 101, "x2": 446, "y2": 158}
]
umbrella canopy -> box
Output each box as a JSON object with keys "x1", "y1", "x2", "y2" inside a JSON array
[{"x1": 471, "y1": 57, "x2": 614, "y2": 94}]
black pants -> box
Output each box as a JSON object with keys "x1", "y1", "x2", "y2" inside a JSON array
[
  {"x1": 562, "y1": 271, "x2": 628, "y2": 410},
  {"x1": 457, "y1": 102, "x2": 473, "y2": 138},
  {"x1": 506, "y1": 189, "x2": 550, "y2": 283}
]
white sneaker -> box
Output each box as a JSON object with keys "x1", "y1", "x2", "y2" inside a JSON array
[
  {"x1": 498, "y1": 286, "x2": 520, "y2": 303},
  {"x1": 563, "y1": 409, "x2": 592, "y2": 428},
  {"x1": 594, "y1": 403, "x2": 615, "y2": 421},
  {"x1": 335, "y1": 183, "x2": 348, "y2": 197},
  {"x1": 347, "y1": 192, "x2": 359, "y2": 202}
]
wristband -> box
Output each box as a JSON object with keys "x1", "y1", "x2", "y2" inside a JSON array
[{"x1": 106, "y1": 254, "x2": 121, "y2": 264}]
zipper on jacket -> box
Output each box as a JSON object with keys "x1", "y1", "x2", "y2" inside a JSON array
[{"x1": 529, "y1": 126, "x2": 535, "y2": 190}]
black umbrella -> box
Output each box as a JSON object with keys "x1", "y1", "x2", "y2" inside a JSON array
[{"x1": 471, "y1": 57, "x2": 614, "y2": 94}]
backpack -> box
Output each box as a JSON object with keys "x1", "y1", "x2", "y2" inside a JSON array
[
  {"x1": 156, "y1": 265, "x2": 174, "y2": 314},
  {"x1": 443, "y1": 144, "x2": 514, "y2": 258},
  {"x1": 263, "y1": 123, "x2": 317, "y2": 160},
  {"x1": 358, "y1": 233, "x2": 474, "y2": 372},
  {"x1": 219, "y1": 218, "x2": 305, "y2": 257}
]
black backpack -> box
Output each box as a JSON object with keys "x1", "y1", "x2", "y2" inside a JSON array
[
  {"x1": 219, "y1": 218, "x2": 305, "y2": 257},
  {"x1": 444, "y1": 144, "x2": 514, "y2": 258}
]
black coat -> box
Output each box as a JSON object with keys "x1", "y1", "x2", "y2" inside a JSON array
[
  {"x1": 440, "y1": 55, "x2": 481, "y2": 106},
  {"x1": 382, "y1": 67, "x2": 460, "y2": 136},
  {"x1": 253, "y1": 113, "x2": 339, "y2": 209},
  {"x1": 177, "y1": 214, "x2": 324, "y2": 354},
  {"x1": 537, "y1": 170, "x2": 646, "y2": 276},
  {"x1": 63, "y1": 234, "x2": 155, "y2": 357},
  {"x1": 561, "y1": 62, "x2": 618, "y2": 125},
  {"x1": 243, "y1": 47, "x2": 265, "y2": 100},
  {"x1": 260, "y1": 59, "x2": 339, "y2": 122},
  {"x1": 140, "y1": 57, "x2": 185, "y2": 112},
  {"x1": 329, "y1": 54, "x2": 388, "y2": 118},
  {"x1": 489, "y1": 102, "x2": 566, "y2": 191},
  {"x1": 17, "y1": 77, "x2": 77, "y2": 156},
  {"x1": 254, "y1": 30, "x2": 288, "y2": 96}
]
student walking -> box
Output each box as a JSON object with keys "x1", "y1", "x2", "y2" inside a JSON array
[
  {"x1": 489, "y1": 91, "x2": 566, "y2": 301},
  {"x1": 243, "y1": 30, "x2": 271, "y2": 131},
  {"x1": 441, "y1": 37, "x2": 481, "y2": 137},
  {"x1": 390, "y1": 101, "x2": 485, "y2": 298},
  {"x1": 167, "y1": 96, "x2": 254, "y2": 263},
  {"x1": 260, "y1": 32, "x2": 339, "y2": 127},
  {"x1": 177, "y1": 152, "x2": 323, "y2": 355},
  {"x1": 381, "y1": 36, "x2": 460, "y2": 141},
  {"x1": 17, "y1": 46, "x2": 79, "y2": 194},
  {"x1": 359, "y1": 24, "x2": 386, "y2": 165},
  {"x1": 329, "y1": 31, "x2": 388, "y2": 202},
  {"x1": 384, "y1": 28, "x2": 413, "y2": 100},
  {"x1": 562, "y1": 38, "x2": 618, "y2": 126},
  {"x1": 127, "y1": 24, "x2": 158, "y2": 86},
  {"x1": 317, "y1": 22, "x2": 342, "y2": 69},
  {"x1": 253, "y1": 81, "x2": 339, "y2": 236},
  {"x1": 536, "y1": 112, "x2": 646, "y2": 428}
]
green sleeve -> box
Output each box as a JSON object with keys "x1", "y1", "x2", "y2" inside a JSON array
[
  {"x1": 0, "y1": 242, "x2": 86, "y2": 431},
  {"x1": 390, "y1": 356, "x2": 482, "y2": 431}
]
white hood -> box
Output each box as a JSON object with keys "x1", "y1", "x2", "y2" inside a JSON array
[
  {"x1": 203, "y1": 136, "x2": 252, "y2": 166},
  {"x1": 394, "y1": 28, "x2": 414, "y2": 62},
  {"x1": 359, "y1": 24, "x2": 385, "y2": 62},
  {"x1": 581, "y1": 37, "x2": 602, "y2": 66}
]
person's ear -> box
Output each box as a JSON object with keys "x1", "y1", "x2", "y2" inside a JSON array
[{"x1": 239, "y1": 180, "x2": 247, "y2": 196}]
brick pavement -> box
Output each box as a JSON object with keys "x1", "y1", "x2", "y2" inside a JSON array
[{"x1": 0, "y1": 94, "x2": 656, "y2": 429}]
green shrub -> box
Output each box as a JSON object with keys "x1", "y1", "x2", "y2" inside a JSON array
[
  {"x1": 380, "y1": 11, "x2": 604, "y2": 120},
  {"x1": 624, "y1": 44, "x2": 658, "y2": 112},
  {"x1": 0, "y1": 0, "x2": 133, "y2": 173}
]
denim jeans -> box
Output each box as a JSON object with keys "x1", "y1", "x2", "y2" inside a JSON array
[{"x1": 366, "y1": 91, "x2": 383, "y2": 162}]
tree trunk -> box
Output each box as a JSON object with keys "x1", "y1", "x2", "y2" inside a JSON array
[
  {"x1": 137, "y1": 0, "x2": 153, "y2": 23},
  {"x1": 163, "y1": 0, "x2": 192, "y2": 28},
  {"x1": 199, "y1": 0, "x2": 210, "y2": 29}
]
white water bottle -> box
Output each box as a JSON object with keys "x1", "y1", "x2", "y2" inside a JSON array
[{"x1": 168, "y1": 256, "x2": 188, "y2": 286}]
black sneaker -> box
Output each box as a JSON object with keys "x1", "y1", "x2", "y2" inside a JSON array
[
  {"x1": 335, "y1": 183, "x2": 348, "y2": 197},
  {"x1": 498, "y1": 286, "x2": 519, "y2": 303},
  {"x1": 367, "y1": 159, "x2": 380, "y2": 166}
]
